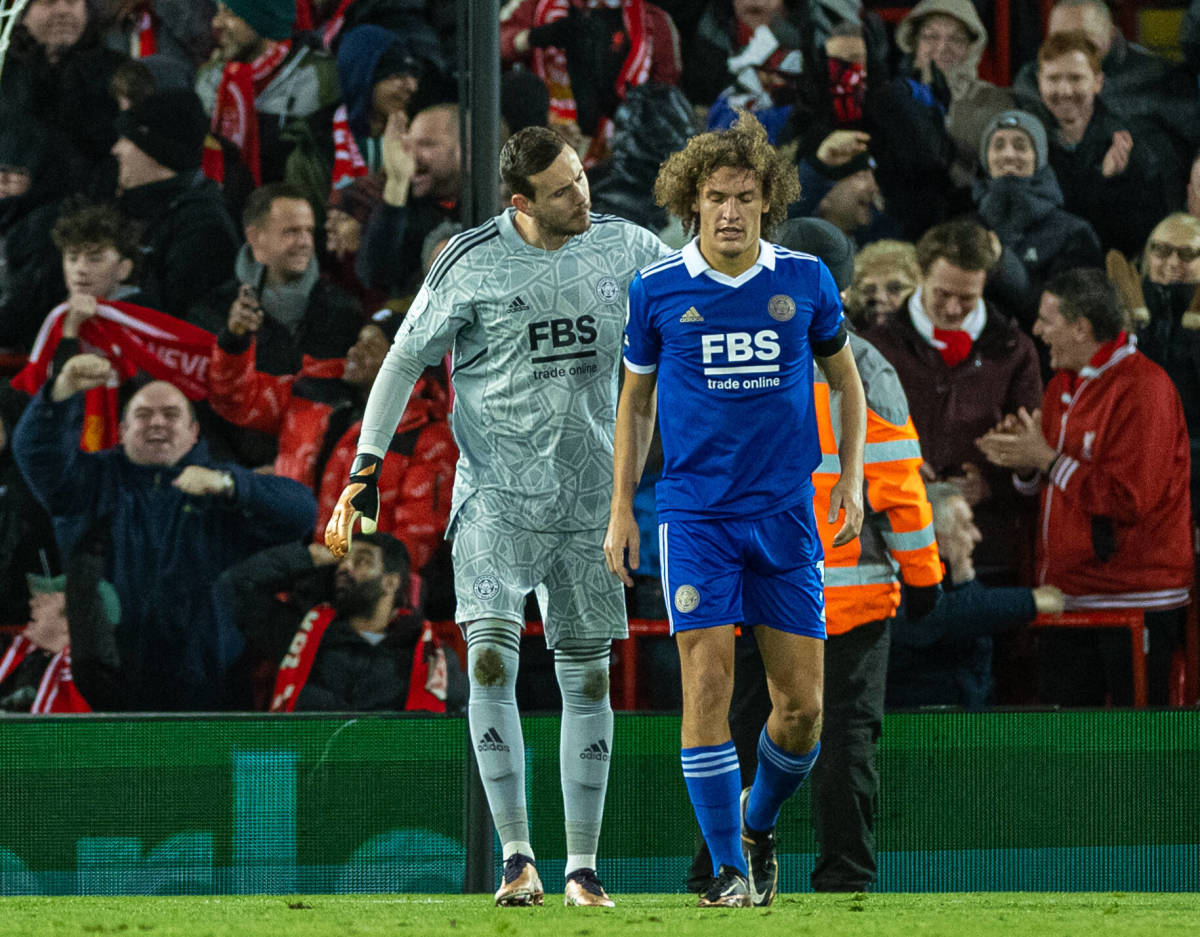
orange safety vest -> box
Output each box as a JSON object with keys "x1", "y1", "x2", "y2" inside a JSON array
[{"x1": 813, "y1": 335, "x2": 942, "y2": 635}]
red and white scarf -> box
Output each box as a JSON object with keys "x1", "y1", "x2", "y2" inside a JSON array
[
  {"x1": 270, "y1": 607, "x2": 448, "y2": 713},
  {"x1": 12, "y1": 299, "x2": 215, "y2": 451},
  {"x1": 0, "y1": 637, "x2": 92, "y2": 714},
  {"x1": 130, "y1": 4, "x2": 157, "y2": 58},
  {"x1": 330, "y1": 104, "x2": 369, "y2": 190},
  {"x1": 210, "y1": 40, "x2": 292, "y2": 185},
  {"x1": 295, "y1": 0, "x2": 356, "y2": 50}
]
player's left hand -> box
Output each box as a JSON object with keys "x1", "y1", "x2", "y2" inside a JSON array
[
  {"x1": 828, "y1": 475, "x2": 864, "y2": 547},
  {"x1": 603, "y1": 506, "x2": 640, "y2": 588}
]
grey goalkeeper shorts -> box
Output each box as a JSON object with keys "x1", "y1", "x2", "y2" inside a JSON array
[{"x1": 449, "y1": 496, "x2": 627, "y2": 648}]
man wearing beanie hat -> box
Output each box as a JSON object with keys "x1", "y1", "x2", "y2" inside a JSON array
[
  {"x1": 113, "y1": 89, "x2": 240, "y2": 321},
  {"x1": 196, "y1": 0, "x2": 340, "y2": 188},
  {"x1": 794, "y1": 131, "x2": 894, "y2": 246},
  {"x1": 973, "y1": 109, "x2": 1102, "y2": 318}
]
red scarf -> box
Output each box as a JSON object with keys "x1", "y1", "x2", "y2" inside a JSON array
[
  {"x1": 295, "y1": 0, "x2": 356, "y2": 50},
  {"x1": 270, "y1": 606, "x2": 447, "y2": 713},
  {"x1": 210, "y1": 40, "x2": 292, "y2": 185},
  {"x1": 330, "y1": 104, "x2": 368, "y2": 190},
  {"x1": 12, "y1": 299, "x2": 215, "y2": 451},
  {"x1": 828, "y1": 58, "x2": 866, "y2": 124},
  {"x1": 270, "y1": 604, "x2": 338, "y2": 712},
  {"x1": 933, "y1": 327, "x2": 973, "y2": 368},
  {"x1": 0, "y1": 637, "x2": 91, "y2": 714}
]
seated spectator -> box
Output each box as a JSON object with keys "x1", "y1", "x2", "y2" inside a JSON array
[
  {"x1": 843, "y1": 239, "x2": 918, "y2": 331},
  {"x1": 112, "y1": 89, "x2": 240, "y2": 321},
  {"x1": 0, "y1": 388, "x2": 56, "y2": 627},
  {"x1": 501, "y1": 0, "x2": 682, "y2": 163},
  {"x1": 886, "y1": 481, "x2": 1065, "y2": 711},
  {"x1": 977, "y1": 269, "x2": 1192, "y2": 706},
  {"x1": 862, "y1": 219, "x2": 1042, "y2": 584},
  {"x1": 356, "y1": 101, "x2": 461, "y2": 297},
  {"x1": 1013, "y1": 0, "x2": 1200, "y2": 181},
  {"x1": 195, "y1": 0, "x2": 341, "y2": 196},
  {"x1": 1029, "y1": 31, "x2": 1178, "y2": 257},
  {"x1": 0, "y1": 113, "x2": 69, "y2": 351},
  {"x1": 1129, "y1": 213, "x2": 1200, "y2": 520},
  {"x1": 333, "y1": 24, "x2": 443, "y2": 188},
  {"x1": 100, "y1": 0, "x2": 216, "y2": 77},
  {"x1": 707, "y1": 22, "x2": 804, "y2": 144},
  {"x1": 974, "y1": 110, "x2": 1102, "y2": 325},
  {"x1": 0, "y1": 0, "x2": 128, "y2": 189},
  {"x1": 13, "y1": 356, "x2": 317, "y2": 710},
  {"x1": 208, "y1": 306, "x2": 456, "y2": 578},
  {"x1": 894, "y1": 0, "x2": 1014, "y2": 191},
  {"x1": 219, "y1": 533, "x2": 465, "y2": 712},
  {"x1": 0, "y1": 571, "x2": 100, "y2": 712}
]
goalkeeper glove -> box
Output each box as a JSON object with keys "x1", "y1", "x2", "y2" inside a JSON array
[{"x1": 345, "y1": 453, "x2": 382, "y2": 534}]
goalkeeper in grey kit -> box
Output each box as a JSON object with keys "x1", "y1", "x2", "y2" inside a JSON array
[{"x1": 325, "y1": 126, "x2": 668, "y2": 907}]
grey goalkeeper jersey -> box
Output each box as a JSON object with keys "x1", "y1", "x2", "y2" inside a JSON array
[{"x1": 360, "y1": 208, "x2": 668, "y2": 532}]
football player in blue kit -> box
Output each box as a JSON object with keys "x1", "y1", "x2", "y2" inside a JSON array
[{"x1": 604, "y1": 114, "x2": 867, "y2": 908}]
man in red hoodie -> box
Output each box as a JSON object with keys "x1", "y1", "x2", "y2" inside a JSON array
[{"x1": 978, "y1": 267, "x2": 1192, "y2": 705}]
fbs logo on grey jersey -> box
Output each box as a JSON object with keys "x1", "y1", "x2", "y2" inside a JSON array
[{"x1": 528, "y1": 316, "x2": 598, "y2": 363}]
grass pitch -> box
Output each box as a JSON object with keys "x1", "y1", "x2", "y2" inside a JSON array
[{"x1": 2, "y1": 892, "x2": 1199, "y2": 937}]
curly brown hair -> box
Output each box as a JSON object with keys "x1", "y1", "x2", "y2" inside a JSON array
[{"x1": 653, "y1": 112, "x2": 800, "y2": 238}]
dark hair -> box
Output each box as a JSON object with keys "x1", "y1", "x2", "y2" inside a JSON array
[
  {"x1": 915, "y1": 219, "x2": 996, "y2": 275},
  {"x1": 242, "y1": 182, "x2": 312, "y2": 229},
  {"x1": 109, "y1": 60, "x2": 156, "y2": 109},
  {"x1": 1043, "y1": 267, "x2": 1123, "y2": 341},
  {"x1": 52, "y1": 201, "x2": 139, "y2": 261},
  {"x1": 499, "y1": 125, "x2": 567, "y2": 201},
  {"x1": 653, "y1": 112, "x2": 800, "y2": 238},
  {"x1": 1038, "y1": 30, "x2": 1103, "y2": 72},
  {"x1": 356, "y1": 531, "x2": 411, "y2": 585}
]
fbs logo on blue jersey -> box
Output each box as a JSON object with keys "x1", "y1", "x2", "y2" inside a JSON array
[{"x1": 700, "y1": 330, "x2": 782, "y2": 391}]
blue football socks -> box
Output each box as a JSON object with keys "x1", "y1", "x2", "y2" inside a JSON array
[
  {"x1": 681, "y1": 741, "x2": 746, "y2": 876},
  {"x1": 744, "y1": 728, "x2": 820, "y2": 833}
]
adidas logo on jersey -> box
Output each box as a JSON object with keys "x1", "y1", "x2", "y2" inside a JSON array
[
  {"x1": 580, "y1": 739, "x2": 610, "y2": 761},
  {"x1": 478, "y1": 728, "x2": 510, "y2": 752},
  {"x1": 507, "y1": 296, "x2": 530, "y2": 312},
  {"x1": 680, "y1": 306, "x2": 704, "y2": 323}
]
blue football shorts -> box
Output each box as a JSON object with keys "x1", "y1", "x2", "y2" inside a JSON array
[{"x1": 658, "y1": 506, "x2": 826, "y2": 638}]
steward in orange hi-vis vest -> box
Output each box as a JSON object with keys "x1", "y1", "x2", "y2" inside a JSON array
[{"x1": 813, "y1": 333, "x2": 943, "y2": 634}]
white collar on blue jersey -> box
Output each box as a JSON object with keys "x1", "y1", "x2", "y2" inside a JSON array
[{"x1": 682, "y1": 238, "x2": 777, "y2": 286}]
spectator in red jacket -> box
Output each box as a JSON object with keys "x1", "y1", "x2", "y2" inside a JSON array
[
  {"x1": 978, "y1": 267, "x2": 1193, "y2": 705},
  {"x1": 208, "y1": 306, "x2": 457, "y2": 585}
]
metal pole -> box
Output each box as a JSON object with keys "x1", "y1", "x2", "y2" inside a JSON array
[{"x1": 460, "y1": 0, "x2": 501, "y2": 895}]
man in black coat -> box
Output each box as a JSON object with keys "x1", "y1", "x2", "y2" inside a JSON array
[
  {"x1": 113, "y1": 89, "x2": 241, "y2": 321},
  {"x1": 220, "y1": 531, "x2": 466, "y2": 712}
]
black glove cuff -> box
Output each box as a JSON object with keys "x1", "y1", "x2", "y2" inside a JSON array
[{"x1": 349, "y1": 452, "x2": 383, "y2": 484}]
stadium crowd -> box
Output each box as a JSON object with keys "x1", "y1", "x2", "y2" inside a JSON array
[{"x1": 0, "y1": 0, "x2": 1196, "y2": 721}]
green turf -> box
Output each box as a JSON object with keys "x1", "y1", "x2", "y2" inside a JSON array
[{"x1": 1, "y1": 893, "x2": 1199, "y2": 937}]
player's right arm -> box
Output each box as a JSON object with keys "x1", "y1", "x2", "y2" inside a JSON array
[
  {"x1": 325, "y1": 285, "x2": 464, "y2": 557},
  {"x1": 605, "y1": 367, "x2": 657, "y2": 587},
  {"x1": 605, "y1": 272, "x2": 661, "y2": 586}
]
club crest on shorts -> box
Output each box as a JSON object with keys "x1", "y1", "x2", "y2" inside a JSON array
[
  {"x1": 595, "y1": 275, "x2": 621, "y2": 304},
  {"x1": 768, "y1": 294, "x2": 796, "y2": 322},
  {"x1": 674, "y1": 584, "x2": 700, "y2": 613},
  {"x1": 473, "y1": 574, "x2": 500, "y2": 600}
]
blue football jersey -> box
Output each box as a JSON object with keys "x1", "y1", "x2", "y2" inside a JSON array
[{"x1": 624, "y1": 239, "x2": 845, "y2": 521}]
